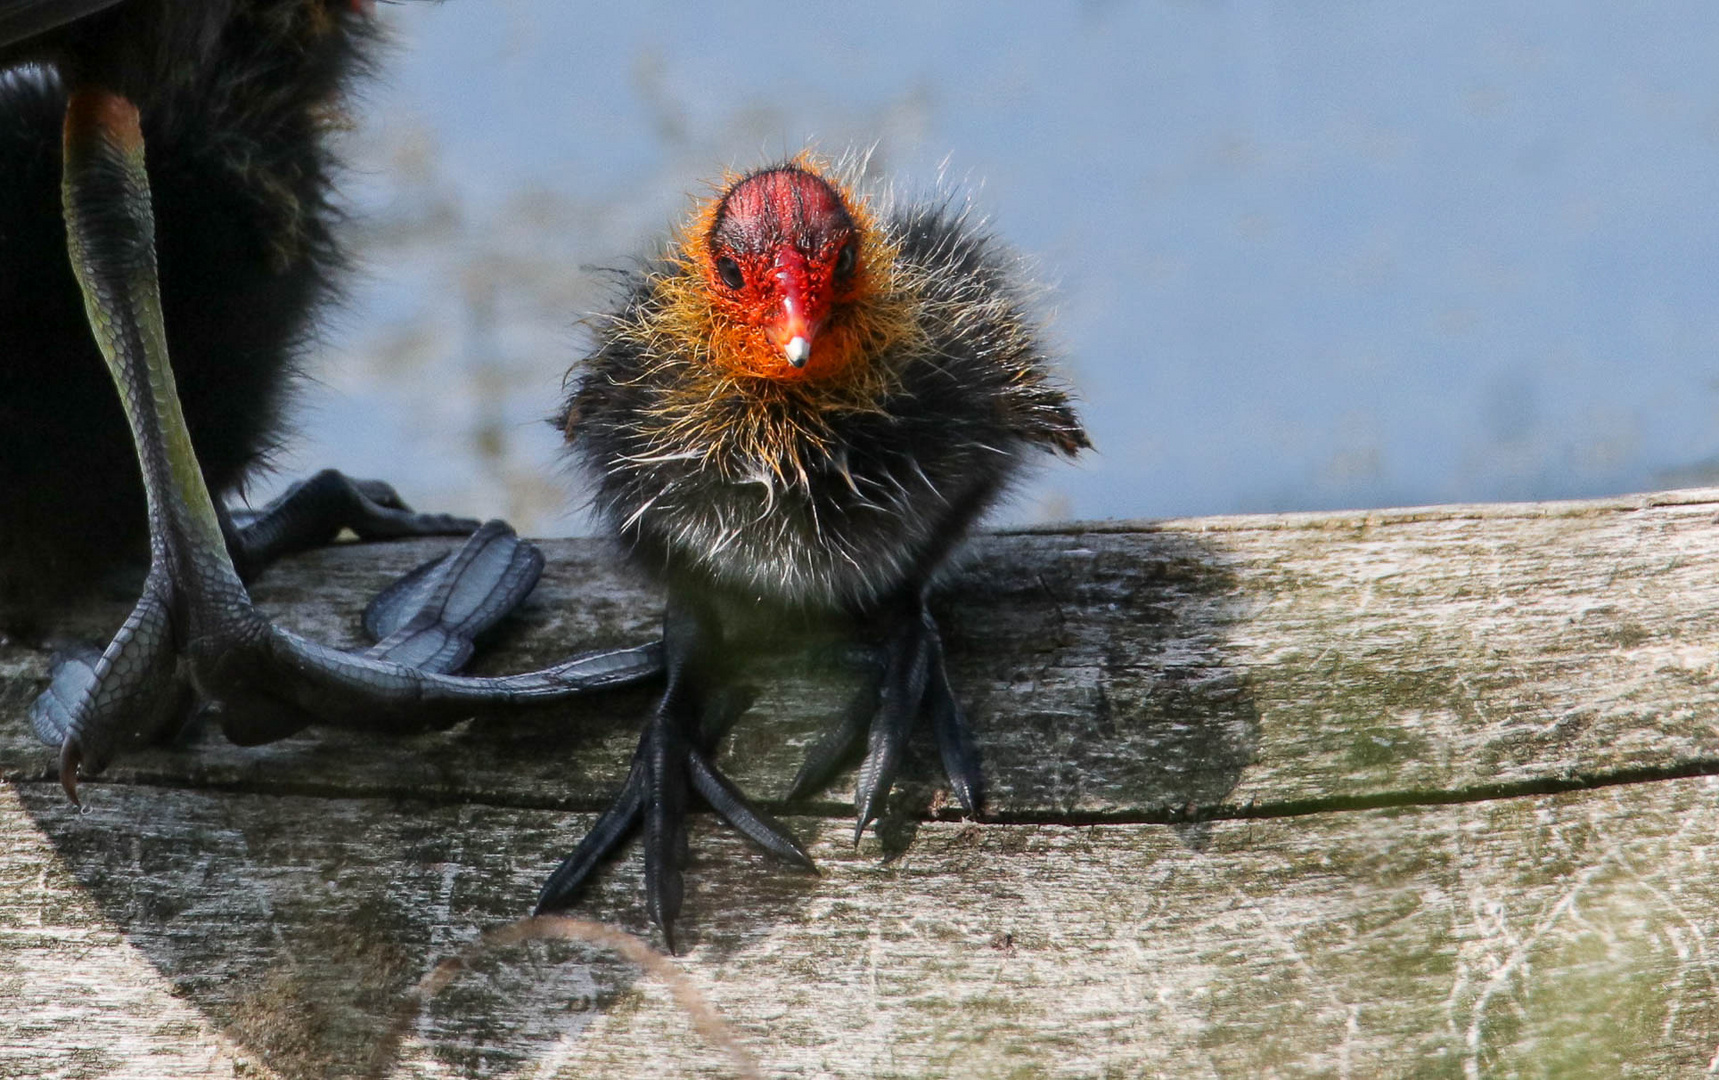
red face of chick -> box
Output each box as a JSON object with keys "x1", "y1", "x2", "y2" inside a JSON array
[{"x1": 702, "y1": 167, "x2": 863, "y2": 380}]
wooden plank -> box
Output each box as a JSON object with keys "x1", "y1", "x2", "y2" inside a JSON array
[
  {"x1": 5, "y1": 489, "x2": 1719, "y2": 1076},
  {"x1": 5, "y1": 490, "x2": 1719, "y2": 817},
  {"x1": 5, "y1": 775, "x2": 1719, "y2": 1077}
]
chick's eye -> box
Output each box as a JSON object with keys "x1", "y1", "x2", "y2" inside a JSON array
[
  {"x1": 715, "y1": 255, "x2": 745, "y2": 290},
  {"x1": 834, "y1": 242, "x2": 856, "y2": 278}
]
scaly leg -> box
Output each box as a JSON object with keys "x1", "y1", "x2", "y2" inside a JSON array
[
  {"x1": 534, "y1": 596, "x2": 813, "y2": 953},
  {"x1": 227, "y1": 470, "x2": 480, "y2": 582},
  {"x1": 43, "y1": 86, "x2": 660, "y2": 798},
  {"x1": 212, "y1": 518, "x2": 548, "y2": 745},
  {"x1": 35, "y1": 474, "x2": 488, "y2": 762}
]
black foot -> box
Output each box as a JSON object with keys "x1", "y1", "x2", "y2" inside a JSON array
[
  {"x1": 787, "y1": 599, "x2": 982, "y2": 840},
  {"x1": 535, "y1": 600, "x2": 812, "y2": 952},
  {"x1": 29, "y1": 523, "x2": 527, "y2": 782},
  {"x1": 33, "y1": 520, "x2": 651, "y2": 786},
  {"x1": 29, "y1": 566, "x2": 188, "y2": 801},
  {"x1": 361, "y1": 519, "x2": 544, "y2": 674},
  {"x1": 228, "y1": 469, "x2": 480, "y2": 581},
  {"x1": 213, "y1": 518, "x2": 546, "y2": 745}
]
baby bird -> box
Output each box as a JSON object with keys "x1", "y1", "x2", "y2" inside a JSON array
[{"x1": 546, "y1": 155, "x2": 1089, "y2": 947}]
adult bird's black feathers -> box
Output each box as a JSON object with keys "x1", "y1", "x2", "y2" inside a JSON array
[{"x1": 0, "y1": 0, "x2": 369, "y2": 630}]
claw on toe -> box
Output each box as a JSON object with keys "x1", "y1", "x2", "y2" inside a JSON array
[
  {"x1": 537, "y1": 683, "x2": 814, "y2": 949},
  {"x1": 58, "y1": 740, "x2": 82, "y2": 807}
]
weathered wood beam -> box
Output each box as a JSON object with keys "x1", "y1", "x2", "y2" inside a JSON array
[{"x1": 3, "y1": 489, "x2": 1719, "y2": 1077}]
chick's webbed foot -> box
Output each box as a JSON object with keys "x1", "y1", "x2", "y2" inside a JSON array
[
  {"x1": 535, "y1": 599, "x2": 812, "y2": 953},
  {"x1": 788, "y1": 598, "x2": 982, "y2": 840}
]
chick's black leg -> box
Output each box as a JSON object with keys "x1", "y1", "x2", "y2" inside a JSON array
[
  {"x1": 788, "y1": 595, "x2": 983, "y2": 839},
  {"x1": 535, "y1": 595, "x2": 812, "y2": 952},
  {"x1": 922, "y1": 610, "x2": 983, "y2": 817}
]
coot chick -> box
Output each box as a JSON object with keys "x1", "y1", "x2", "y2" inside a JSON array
[{"x1": 547, "y1": 155, "x2": 1088, "y2": 948}]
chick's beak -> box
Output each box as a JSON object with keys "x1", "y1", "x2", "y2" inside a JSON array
[{"x1": 770, "y1": 251, "x2": 821, "y2": 369}]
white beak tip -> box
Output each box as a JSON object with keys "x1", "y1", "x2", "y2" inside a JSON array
[{"x1": 784, "y1": 336, "x2": 811, "y2": 368}]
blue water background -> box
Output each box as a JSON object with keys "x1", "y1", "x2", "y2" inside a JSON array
[{"x1": 264, "y1": 1, "x2": 1719, "y2": 535}]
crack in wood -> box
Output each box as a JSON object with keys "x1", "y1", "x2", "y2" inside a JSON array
[{"x1": 10, "y1": 754, "x2": 1718, "y2": 829}]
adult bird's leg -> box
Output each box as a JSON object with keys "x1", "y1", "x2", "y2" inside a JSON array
[
  {"x1": 44, "y1": 85, "x2": 246, "y2": 791},
  {"x1": 42, "y1": 85, "x2": 661, "y2": 799},
  {"x1": 535, "y1": 595, "x2": 813, "y2": 953},
  {"x1": 787, "y1": 592, "x2": 983, "y2": 839},
  {"x1": 225, "y1": 469, "x2": 482, "y2": 583},
  {"x1": 207, "y1": 518, "x2": 549, "y2": 746},
  {"x1": 31, "y1": 511, "x2": 564, "y2": 760}
]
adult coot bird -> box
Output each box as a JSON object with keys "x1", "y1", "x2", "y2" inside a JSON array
[
  {"x1": 0, "y1": 0, "x2": 661, "y2": 798},
  {"x1": 547, "y1": 155, "x2": 1089, "y2": 948}
]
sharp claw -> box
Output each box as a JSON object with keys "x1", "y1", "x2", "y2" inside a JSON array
[
  {"x1": 660, "y1": 915, "x2": 679, "y2": 957},
  {"x1": 852, "y1": 751, "x2": 900, "y2": 843},
  {"x1": 536, "y1": 759, "x2": 649, "y2": 915},
  {"x1": 644, "y1": 839, "x2": 685, "y2": 952},
  {"x1": 58, "y1": 739, "x2": 82, "y2": 807},
  {"x1": 851, "y1": 632, "x2": 930, "y2": 841},
  {"x1": 852, "y1": 794, "x2": 880, "y2": 842},
  {"x1": 642, "y1": 734, "x2": 689, "y2": 948}
]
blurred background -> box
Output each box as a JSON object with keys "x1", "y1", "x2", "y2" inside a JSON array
[{"x1": 260, "y1": 1, "x2": 1719, "y2": 535}]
